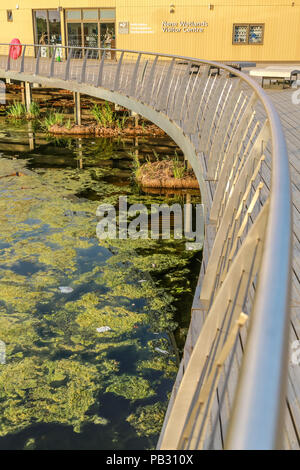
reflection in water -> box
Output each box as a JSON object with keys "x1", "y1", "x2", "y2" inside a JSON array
[{"x1": 0, "y1": 119, "x2": 202, "y2": 450}]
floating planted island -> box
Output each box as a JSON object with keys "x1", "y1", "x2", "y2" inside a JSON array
[{"x1": 134, "y1": 156, "x2": 199, "y2": 189}]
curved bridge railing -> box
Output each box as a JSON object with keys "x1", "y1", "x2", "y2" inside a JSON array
[{"x1": 0, "y1": 44, "x2": 292, "y2": 449}]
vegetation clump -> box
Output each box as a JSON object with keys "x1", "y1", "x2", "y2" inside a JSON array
[
  {"x1": 6, "y1": 101, "x2": 40, "y2": 119},
  {"x1": 91, "y1": 102, "x2": 117, "y2": 128},
  {"x1": 41, "y1": 111, "x2": 64, "y2": 130},
  {"x1": 133, "y1": 155, "x2": 199, "y2": 189},
  {"x1": 6, "y1": 101, "x2": 26, "y2": 118},
  {"x1": 127, "y1": 402, "x2": 167, "y2": 437},
  {"x1": 105, "y1": 375, "x2": 156, "y2": 402}
]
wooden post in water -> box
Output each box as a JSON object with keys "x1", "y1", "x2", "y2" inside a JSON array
[
  {"x1": 74, "y1": 91, "x2": 81, "y2": 125},
  {"x1": 27, "y1": 121, "x2": 35, "y2": 151},
  {"x1": 25, "y1": 81, "x2": 32, "y2": 112},
  {"x1": 20, "y1": 82, "x2": 25, "y2": 105},
  {"x1": 131, "y1": 110, "x2": 139, "y2": 128}
]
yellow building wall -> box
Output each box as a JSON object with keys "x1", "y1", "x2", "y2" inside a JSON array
[
  {"x1": 116, "y1": 0, "x2": 300, "y2": 62},
  {"x1": 0, "y1": 0, "x2": 299, "y2": 61}
]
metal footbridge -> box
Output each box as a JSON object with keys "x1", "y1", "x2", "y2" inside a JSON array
[{"x1": 0, "y1": 43, "x2": 294, "y2": 450}]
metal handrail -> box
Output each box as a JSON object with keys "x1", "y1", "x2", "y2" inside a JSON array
[{"x1": 0, "y1": 44, "x2": 292, "y2": 449}]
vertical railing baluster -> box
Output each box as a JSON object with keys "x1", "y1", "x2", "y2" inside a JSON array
[
  {"x1": 80, "y1": 49, "x2": 89, "y2": 84},
  {"x1": 64, "y1": 47, "x2": 72, "y2": 81},
  {"x1": 35, "y1": 46, "x2": 41, "y2": 75},
  {"x1": 113, "y1": 51, "x2": 124, "y2": 91},
  {"x1": 49, "y1": 46, "x2": 56, "y2": 78},
  {"x1": 19, "y1": 45, "x2": 26, "y2": 73},
  {"x1": 96, "y1": 51, "x2": 105, "y2": 87},
  {"x1": 130, "y1": 53, "x2": 142, "y2": 97},
  {"x1": 172, "y1": 61, "x2": 192, "y2": 119},
  {"x1": 144, "y1": 55, "x2": 158, "y2": 103},
  {"x1": 138, "y1": 59, "x2": 149, "y2": 99},
  {"x1": 156, "y1": 57, "x2": 175, "y2": 111},
  {"x1": 6, "y1": 45, "x2": 11, "y2": 72}
]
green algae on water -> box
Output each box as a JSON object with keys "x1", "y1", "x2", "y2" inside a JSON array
[{"x1": 0, "y1": 127, "x2": 201, "y2": 449}]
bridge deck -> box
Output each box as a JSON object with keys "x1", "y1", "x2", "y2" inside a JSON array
[
  {"x1": 199, "y1": 85, "x2": 300, "y2": 449},
  {"x1": 265, "y1": 87, "x2": 300, "y2": 449}
]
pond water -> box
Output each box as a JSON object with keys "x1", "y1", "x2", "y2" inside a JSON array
[{"x1": 0, "y1": 120, "x2": 201, "y2": 450}]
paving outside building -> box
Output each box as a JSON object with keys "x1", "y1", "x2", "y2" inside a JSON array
[{"x1": 0, "y1": 1, "x2": 300, "y2": 61}]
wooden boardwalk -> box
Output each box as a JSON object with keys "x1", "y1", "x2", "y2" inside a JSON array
[
  {"x1": 263, "y1": 86, "x2": 300, "y2": 449},
  {"x1": 191, "y1": 84, "x2": 300, "y2": 449}
]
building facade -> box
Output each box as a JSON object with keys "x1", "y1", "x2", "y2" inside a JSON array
[{"x1": 1, "y1": 1, "x2": 300, "y2": 62}]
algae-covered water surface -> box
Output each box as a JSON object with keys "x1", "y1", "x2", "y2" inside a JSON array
[{"x1": 0, "y1": 120, "x2": 201, "y2": 450}]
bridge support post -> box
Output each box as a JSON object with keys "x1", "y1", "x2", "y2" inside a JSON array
[
  {"x1": 184, "y1": 154, "x2": 192, "y2": 169},
  {"x1": 73, "y1": 92, "x2": 81, "y2": 125},
  {"x1": 28, "y1": 121, "x2": 35, "y2": 151},
  {"x1": 20, "y1": 82, "x2": 25, "y2": 105},
  {"x1": 131, "y1": 110, "x2": 139, "y2": 127},
  {"x1": 25, "y1": 81, "x2": 32, "y2": 113}
]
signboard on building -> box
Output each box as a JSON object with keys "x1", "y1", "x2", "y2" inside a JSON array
[
  {"x1": 119, "y1": 22, "x2": 129, "y2": 34},
  {"x1": 162, "y1": 21, "x2": 208, "y2": 33}
]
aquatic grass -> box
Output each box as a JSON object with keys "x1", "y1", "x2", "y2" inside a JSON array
[
  {"x1": 116, "y1": 112, "x2": 128, "y2": 130},
  {"x1": 27, "y1": 101, "x2": 40, "y2": 119},
  {"x1": 65, "y1": 118, "x2": 72, "y2": 130},
  {"x1": 91, "y1": 102, "x2": 116, "y2": 128},
  {"x1": 172, "y1": 152, "x2": 186, "y2": 179},
  {"x1": 6, "y1": 101, "x2": 26, "y2": 118},
  {"x1": 129, "y1": 150, "x2": 142, "y2": 178},
  {"x1": 41, "y1": 112, "x2": 64, "y2": 131},
  {"x1": 152, "y1": 149, "x2": 160, "y2": 161}
]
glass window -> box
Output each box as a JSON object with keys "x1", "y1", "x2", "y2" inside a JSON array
[
  {"x1": 249, "y1": 25, "x2": 263, "y2": 44},
  {"x1": 48, "y1": 10, "x2": 61, "y2": 44},
  {"x1": 65, "y1": 9, "x2": 116, "y2": 54},
  {"x1": 35, "y1": 10, "x2": 48, "y2": 45},
  {"x1": 100, "y1": 9, "x2": 116, "y2": 20},
  {"x1": 66, "y1": 10, "x2": 81, "y2": 20},
  {"x1": 100, "y1": 23, "x2": 116, "y2": 47},
  {"x1": 233, "y1": 24, "x2": 264, "y2": 44},
  {"x1": 83, "y1": 10, "x2": 98, "y2": 20},
  {"x1": 67, "y1": 23, "x2": 82, "y2": 48},
  {"x1": 233, "y1": 25, "x2": 248, "y2": 44},
  {"x1": 83, "y1": 23, "x2": 98, "y2": 47},
  {"x1": 34, "y1": 10, "x2": 62, "y2": 46}
]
